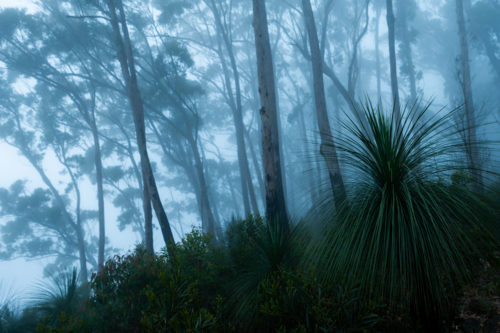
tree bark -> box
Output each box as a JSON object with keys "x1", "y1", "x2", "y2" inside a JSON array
[
  {"x1": 106, "y1": 0, "x2": 175, "y2": 246},
  {"x1": 301, "y1": 0, "x2": 347, "y2": 210},
  {"x1": 143, "y1": 173, "x2": 154, "y2": 256},
  {"x1": 456, "y1": 0, "x2": 482, "y2": 191},
  {"x1": 386, "y1": 0, "x2": 401, "y2": 121},
  {"x1": 252, "y1": 0, "x2": 289, "y2": 230}
]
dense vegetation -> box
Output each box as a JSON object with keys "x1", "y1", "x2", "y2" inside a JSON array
[
  {"x1": 1, "y1": 0, "x2": 500, "y2": 332},
  {"x1": 2, "y1": 103, "x2": 500, "y2": 332}
]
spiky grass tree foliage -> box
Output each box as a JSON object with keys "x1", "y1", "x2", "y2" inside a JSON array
[
  {"x1": 31, "y1": 268, "x2": 87, "y2": 327},
  {"x1": 224, "y1": 216, "x2": 304, "y2": 330},
  {"x1": 303, "y1": 100, "x2": 500, "y2": 326}
]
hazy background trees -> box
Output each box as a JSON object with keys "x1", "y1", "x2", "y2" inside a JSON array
[{"x1": 0, "y1": 0, "x2": 499, "y2": 289}]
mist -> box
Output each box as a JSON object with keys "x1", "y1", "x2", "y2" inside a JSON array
[{"x1": 0, "y1": 0, "x2": 500, "y2": 331}]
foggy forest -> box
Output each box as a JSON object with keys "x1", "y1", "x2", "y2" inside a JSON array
[{"x1": 1, "y1": 0, "x2": 500, "y2": 332}]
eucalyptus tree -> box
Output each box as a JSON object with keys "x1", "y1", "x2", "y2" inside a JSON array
[
  {"x1": 282, "y1": 0, "x2": 371, "y2": 135},
  {"x1": 123, "y1": 4, "x2": 224, "y2": 241},
  {"x1": 0, "y1": 7, "x2": 108, "y2": 266},
  {"x1": 456, "y1": 0, "x2": 482, "y2": 191},
  {"x1": 171, "y1": 0, "x2": 261, "y2": 216},
  {"x1": 386, "y1": 0, "x2": 401, "y2": 120},
  {"x1": 252, "y1": 0, "x2": 289, "y2": 228},
  {"x1": 470, "y1": 0, "x2": 500, "y2": 81},
  {"x1": 301, "y1": 0, "x2": 347, "y2": 209},
  {"x1": 99, "y1": 0, "x2": 176, "y2": 250},
  {"x1": 0, "y1": 86, "x2": 96, "y2": 282},
  {"x1": 395, "y1": 0, "x2": 419, "y2": 103}
]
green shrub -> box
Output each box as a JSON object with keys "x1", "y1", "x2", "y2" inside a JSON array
[
  {"x1": 258, "y1": 268, "x2": 384, "y2": 333},
  {"x1": 140, "y1": 255, "x2": 229, "y2": 332}
]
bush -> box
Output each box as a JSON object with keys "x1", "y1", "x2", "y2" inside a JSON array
[{"x1": 257, "y1": 268, "x2": 384, "y2": 333}]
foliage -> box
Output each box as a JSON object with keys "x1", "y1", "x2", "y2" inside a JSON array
[
  {"x1": 30, "y1": 268, "x2": 87, "y2": 328},
  {"x1": 223, "y1": 215, "x2": 306, "y2": 330},
  {"x1": 257, "y1": 267, "x2": 384, "y2": 333},
  {"x1": 303, "y1": 100, "x2": 500, "y2": 326},
  {"x1": 35, "y1": 231, "x2": 232, "y2": 332},
  {"x1": 140, "y1": 255, "x2": 229, "y2": 332}
]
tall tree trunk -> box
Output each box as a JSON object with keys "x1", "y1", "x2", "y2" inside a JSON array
[
  {"x1": 456, "y1": 0, "x2": 482, "y2": 191},
  {"x1": 386, "y1": 0, "x2": 401, "y2": 121},
  {"x1": 188, "y1": 136, "x2": 221, "y2": 242},
  {"x1": 397, "y1": 0, "x2": 417, "y2": 103},
  {"x1": 106, "y1": 0, "x2": 175, "y2": 246},
  {"x1": 375, "y1": 4, "x2": 382, "y2": 99},
  {"x1": 252, "y1": 0, "x2": 289, "y2": 230},
  {"x1": 247, "y1": 48, "x2": 267, "y2": 205},
  {"x1": 89, "y1": 123, "x2": 106, "y2": 268},
  {"x1": 200, "y1": 143, "x2": 223, "y2": 232},
  {"x1": 211, "y1": 5, "x2": 259, "y2": 217},
  {"x1": 143, "y1": 175, "x2": 154, "y2": 256},
  {"x1": 244, "y1": 127, "x2": 265, "y2": 207},
  {"x1": 301, "y1": 0, "x2": 347, "y2": 210}
]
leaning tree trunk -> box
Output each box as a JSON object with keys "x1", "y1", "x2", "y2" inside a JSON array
[
  {"x1": 301, "y1": 0, "x2": 347, "y2": 210},
  {"x1": 456, "y1": 0, "x2": 482, "y2": 192},
  {"x1": 252, "y1": 0, "x2": 289, "y2": 230},
  {"x1": 106, "y1": 0, "x2": 175, "y2": 246},
  {"x1": 386, "y1": 0, "x2": 401, "y2": 122}
]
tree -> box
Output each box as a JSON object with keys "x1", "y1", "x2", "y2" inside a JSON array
[
  {"x1": 395, "y1": 0, "x2": 419, "y2": 103},
  {"x1": 301, "y1": 0, "x2": 347, "y2": 210},
  {"x1": 0, "y1": 6, "x2": 108, "y2": 267},
  {"x1": 0, "y1": 87, "x2": 93, "y2": 282},
  {"x1": 386, "y1": 0, "x2": 401, "y2": 120},
  {"x1": 456, "y1": 0, "x2": 482, "y2": 191},
  {"x1": 104, "y1": 0, "x2": 175, "y2": 249},
  {"x1": 252, "y1": 0, "x2": 288, "y2": 229}
]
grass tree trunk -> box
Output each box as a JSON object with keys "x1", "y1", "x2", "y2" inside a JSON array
[
  {"x1": 252, "y1": 0, "x2": 289, "y2": 230},
  {"x1": 456, "y1": 0, "x2": 482, "y2": 192},
  {"x1": 301, "y1": 0, "x2": 347, "y2": 210},
  {"x1": 386, "y1": 0, "x2": 401, "y2": 121},
  {"x1": 106, "y1": 0, "x2": 175, "y2": 246}
]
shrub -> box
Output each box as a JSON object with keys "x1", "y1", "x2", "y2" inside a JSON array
[{"x1": 257, "y1": 268, "x2": 384, "y2": 333}]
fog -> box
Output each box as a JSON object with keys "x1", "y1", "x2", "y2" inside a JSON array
[{"x1": 0, "y1": 0, "x2": 498, "y2": 299}]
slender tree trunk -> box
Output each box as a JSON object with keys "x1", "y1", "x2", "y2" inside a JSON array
[
  {"x1": 247, "y1": 50, "x2": 267, "y2": 205},
  {"x1": 252, "y1": 0, "x2": 289, "y2": 230},
  {"x1": 375, "y1": 4, "x2": 382, "y2": 99},
  {"x1": 143, "y1": 174, "x2": 154, "y2": 255},
  {"x1": 301, "y1": 0, "x2": 347, "y2": 210},
  {"x1": 211, "y1": 6, "x2": 260, "y2": 217},
  {"x1": 386, "y1": 0, "x2": 401, "y2": 121},
  {"x1": 244, "y1": 127, "x2": 265, "y2": 207},
  {"x1": 200, "y1": 143, "x2": 223, "y2": 230},
  {"x1": 398, "y1": 0, "x2": 417, "y2": 103},
  {"x1": 456, "y1": 0, "x2": 482, "y2": 191},
  {"x1": 89, "y1": 123, "x2": 106, "y2": 267},
  {"x1": 106, "y1": 0, "x2": 175, "y2": 246}
]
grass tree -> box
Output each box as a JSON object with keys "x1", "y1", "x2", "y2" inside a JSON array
[{"x1": 302, "y1": 100, "x2": 500, "y2": 331}]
